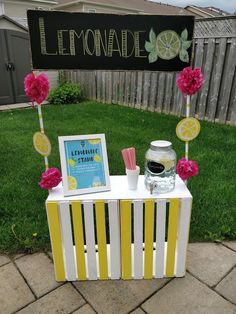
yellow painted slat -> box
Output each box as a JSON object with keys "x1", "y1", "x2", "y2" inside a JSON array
[
  {"x1": 71, "y1": 201, "x2": 86, "y2": 280},
  {"x1": 46, "y1": 202, "x2": 65, "y2": 281},
  {"x1": 95, "y1": 201, "x2": 108, "y2": 280},
  {"x1": 144, "y1": 199, "x2": 155, "y2": 279},
  {"x1": 166, "y1": 199, "x2": 180, "y2": 277},
  {"x1": 120, "y1": 200, "x2": 132, "y2": 280}
]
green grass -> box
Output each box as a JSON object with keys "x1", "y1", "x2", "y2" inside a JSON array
[{"x1": 0, "y1": 101, "x2": 236, "y2": 253}]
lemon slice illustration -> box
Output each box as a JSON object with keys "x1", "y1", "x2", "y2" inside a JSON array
[
  {"x1": 68, "y1": 159, "x2": 75, "y2": 167},
  {"x1": 68, "y1": 176, "x2": 77, "y2": 190},
  {"x1": 176, "y1": 117, "x2": 201, "y2": 142},
  {"x1": 88, "y1": 139, "x2": 101, "y2": 145},
  {"x1": 33, "y1": 132, "x2": 51, "y2": 157},
  {"x1": 94, "y1": 154, "x2": 101, "y2": 163},
  {"x1": 156, "y1": 30, "x2": 181, "y2": 60}
]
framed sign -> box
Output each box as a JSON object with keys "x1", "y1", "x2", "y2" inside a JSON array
[
  {"x1": 27, "y1": 10, "x2": 194, "y2": 71},
  {"x1": 58, "y1": 134, "x2": 110, "y2": 196}
]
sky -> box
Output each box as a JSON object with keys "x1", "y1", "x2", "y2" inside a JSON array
[{"x1": 153, "y1": 0, "x2": 236, "y2": 13}]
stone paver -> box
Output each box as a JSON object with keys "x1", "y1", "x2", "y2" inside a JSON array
[
  {"x1": 17, "y1": 284, "x2": 86, "y2": 314},
  {"x1": 130, "y1": 308, "x2": 146, "y2": 314},
  {"x1": 215, "y1": 267, "x2": 236, "y2": 304},
  {"x1": 15, "y1": 253, "x2": 62, "y2": 297},
  {"x1": 0, "y1": 254, "x2": 10, "y2": 266},
  {"x1": 187, "y1": 243, "x2": 236, "y2": 287},
  {"x1": 0, "y1": 263, "x2": 35, "y2": 314},
  {"x1": 74, "y1": 278, "x2": 169, "y2": 314},
  {"x1": 73, "y1": 303, "x2": 96, "y2": 314},
  {"x1": 141, "y1": 273, "x2": 236, "y2": 314},
  {"x1": 223, "y1": 241, "x2": 236, "y2": 252}
]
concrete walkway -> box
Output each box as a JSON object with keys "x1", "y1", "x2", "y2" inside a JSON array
[
  {"x1": 0, "y1": 242, "x2": 235, "y2": 314},
  {"x1": 0, "y1": 102, "x2": 32, "y2": 111}
]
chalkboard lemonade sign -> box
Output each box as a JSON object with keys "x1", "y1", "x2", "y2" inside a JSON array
[
  {"x1": 27, "y1": 10, "x2": 194, "y2": 71},
  {"x1": 59, "y1": 134, "x2": 110, "y2": 196}
]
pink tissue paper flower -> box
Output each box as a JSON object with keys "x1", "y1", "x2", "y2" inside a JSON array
[
  {"x1": 176, "y1": 158, "x2": 199, "y2": 181},
  {"x1": 177, "y1": 67, "x2": 203, "y2": 96},
  {"x1": 39, "y1": 167, "x2": 62, "y2": 190},
  {"x1": 24, "y1": 73, "x2": 50, "y2": 105}
]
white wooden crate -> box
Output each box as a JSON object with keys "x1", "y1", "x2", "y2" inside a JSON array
[{"x1": 46, "y1": 175, "x2": 192, "y2": 281}]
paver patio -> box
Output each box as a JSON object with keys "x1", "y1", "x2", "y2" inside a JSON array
[{"x1": 0, "y1": 242, "x2": 235, "y2": 314}]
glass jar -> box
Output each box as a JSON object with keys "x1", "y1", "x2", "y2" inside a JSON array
[{"x1": 144, "y1": 140, "x2": 176, "y2": 194}]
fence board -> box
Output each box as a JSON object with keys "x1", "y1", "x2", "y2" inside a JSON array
[
  {"x1": 124, "y1": 72, "x2": 131, "y2": 106},
  {"x1": 112, "y1": 71, "x2": 119, "y2": 104},
  {"x1": 149, "y1": 72, "x2": 158, "y2": 112},
  {"x1": 118, "y1": 71, "x2": 125, "y2": 105},
  {"x1": 228, "y1": 70, "x2": 236, "y2": 123},
  {"x1": 130, "y1": 71, "x2": 137, "y2": 107},
  {"x1": 218, "y1": 38, "x2": 236, "y2": 123},
  {"x1": 191, "y1": 39, "x2": 204, "y2": 116},
  {"x1": 207, "y1": 38, "x2": 227, "y2": 121},
  {"x1": 142, "y1": 72, "x2": 151, "y2": 110},
  {"x1": 163, "y1": 73, "x2": 174, "y2": 113},
  {"x1": 136, "y1": 72, "x2": 143, "y2": 109},
  {"x1": 155, "y1": 72, "x2": 165, "y2": 112},
  {"x1": 198, "y1": 38, "x2": 215, "y2": 120}
]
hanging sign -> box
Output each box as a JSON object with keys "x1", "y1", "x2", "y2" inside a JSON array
[{"x1": 27, "y1": 10, "x2": 194, "y2": 71}]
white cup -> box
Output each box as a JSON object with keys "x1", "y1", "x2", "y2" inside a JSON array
[{"x1": 126, "y1": 166, "x2": 140, "y2": 190}]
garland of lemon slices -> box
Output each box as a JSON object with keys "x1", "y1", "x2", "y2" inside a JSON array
[{"x1": 175, "y1": 67, "x2": 204, "y2": 184}]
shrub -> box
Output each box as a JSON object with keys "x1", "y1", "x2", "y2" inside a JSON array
[{"x1": 47, "y1": 83, "x2": 82, "y2": 104}]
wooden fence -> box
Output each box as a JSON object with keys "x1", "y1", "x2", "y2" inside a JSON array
[{"x1": 65, "y1": 16, "x2": 236, "y2": 125}]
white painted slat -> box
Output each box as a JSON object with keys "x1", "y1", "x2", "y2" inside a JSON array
[
  {"x1": 83, "y1": 201, "x2": 97, "y2": 280},
  {"x1": 108, "y1": 200, "x2": 121, "y2": 279},
  {"x1": 59, "y1": 202, "x2": 76, "y2": 281},
  {"x1": 133, "y1": 200, "x2": 143, "y2": 279},
  {"x1": 155, "y1": 199, "x2": 166, "y2": 278},
  {"x1": 176, "y1": 198, "x2": 192, "y2": 277}
]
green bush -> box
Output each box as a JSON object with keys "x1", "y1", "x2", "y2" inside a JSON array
[{"x1": 47, "y1": 83, "x2": 82, "y2": 104}]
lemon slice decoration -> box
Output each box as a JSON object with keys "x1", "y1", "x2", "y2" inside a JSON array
[
  {"x1": 33, "y1": 132, "x2": 51, "y2": 157},
  {"x1": 94, "y1": 154, "x2": 101, "y2": 163},
  {"x1": 156, "y1": 30, "x2": 181, "y2": 60},
  {"x1": 88, "y1": 139, "x2": 101, "y2": 145},
  {"x1": 68, "y1": 176, "x2": 77, "y2": 190},
  {"x1": 176, "y1": 117, "x2": 201, "y2": 142}
]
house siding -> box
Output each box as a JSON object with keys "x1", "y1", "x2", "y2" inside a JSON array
[
  {"x1": 0, "y1": 19, "x2": 27, "y2": 32},
  {"x1": 4, "y1": 1, "x2": 53, "y2": 19},
  {"x1": 83, "y1": 4, "x2": 139, "y2": 14}
]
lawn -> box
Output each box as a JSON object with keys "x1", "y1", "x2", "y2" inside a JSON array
[{"x1": 0, "y1": 101, "x2": 236, "y2": 253}]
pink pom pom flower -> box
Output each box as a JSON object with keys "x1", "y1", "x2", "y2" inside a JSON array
[
  {"x1": 24, "y1": 73, "x2": 50, "y2": 105},
  {"x1": 39, "y1": 167, "x2": 62, "y2": 190},
  {"x1": 176, "y1": 158, "x2": 199, "y2": 181},
  {"x1": 177, "y1": 67, "x2": 203, "y2": 96}
]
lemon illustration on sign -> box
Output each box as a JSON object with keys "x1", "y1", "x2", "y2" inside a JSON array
[
  {"x1": 94, "y1": 154, "x2": 101, "y2": 163},
  {"x1": 68, "y1": 159, "x2": 75, "y2": 167},
  {"x1": 156, "y1": 30, "x2": 181, "y2": 60},
  {"x1": 145, "y1": 28, "x2": 191, "y2": 63},
  {"x1": 68, "y1": 176, "x2": 77, "y2": 190},
  {"x1": 176, "y1": 117, "x2": 201, "y2": 142},
  {"x1": 88, "y1": 139, "x2": 101, "y2": 145},
  {"x1": 33, "y1": 132, "x2": 51, "y2": 156}
]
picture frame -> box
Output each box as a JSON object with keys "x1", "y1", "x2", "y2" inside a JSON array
[{"x1": 58, "y1": 134, "x2": 110, "y2": 196}]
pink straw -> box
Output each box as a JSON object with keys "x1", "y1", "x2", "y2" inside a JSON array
[{"x1": 121, "y1": 147, "x2": 136, "y2": 170}]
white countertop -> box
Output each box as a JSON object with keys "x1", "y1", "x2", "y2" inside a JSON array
[{"x1": 46, "y1": 175, "x2": 192, "y2": 202}]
